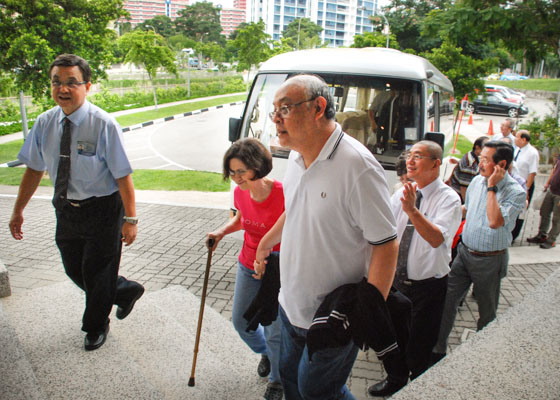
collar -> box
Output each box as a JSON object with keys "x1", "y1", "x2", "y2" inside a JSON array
[
  {"x1": 416, "y1": 177, "x2": 441, "y2": 200},
  {"x1": 57, "y1": 100, "x2": 90, "y2": 126},
  {"x1": 294, "y1": 123, "x2": 343, "y2": 167},
  {"x1": 485, "y1": 172, "x2": 513, "y2": 190}
]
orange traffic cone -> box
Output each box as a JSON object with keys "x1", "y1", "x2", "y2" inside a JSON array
[
  {"x1": 430, "y1": 120, "x2": 434, "y2": 132},
  {"x1": 468, "y1": 113, "x2": 473, "y2": 125},
  {"x1": 488, "y1": 120, "x2": 494, "y2": 136}
]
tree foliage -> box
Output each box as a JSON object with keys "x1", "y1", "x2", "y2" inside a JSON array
[
  {"x1": 382, "y1": 0, "x2": 449, "y2": 53},
  {"x1": 174, "y1": 1, "x2": 224, "y2": 45},
  {"x1": 136, "y1": 15, "x2": 175, "y2": 38},
  {"x1": 282, "y1": 18, "x2": 323, "y2": 50},
  {"x1": 420, "y1": 41, "x2": 493, "y2": 102},
  {"x1": 231, "y1": 20, "x2": 271, "y2": 72},
  {"x1": 118, "y1": 30, "x2": 177, "y2": 108},
  {"x1": 351, "y1": 31, "x2": 398, "y2": 49},
  {"x1": 0, "y1": 0, "x2": 128, "y2": 99}
]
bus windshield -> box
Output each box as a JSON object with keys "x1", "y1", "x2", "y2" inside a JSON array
[{"x1": 241, "y1": 73, "x2": 423, "y2": 169}]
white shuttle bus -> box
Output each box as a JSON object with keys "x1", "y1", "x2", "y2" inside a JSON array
[{"x1": 229, "y1": 47, "x2": 455, "y2": 186}]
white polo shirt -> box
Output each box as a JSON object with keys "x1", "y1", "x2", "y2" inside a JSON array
[
  {"x1": 279, "y1": 124, "x2": 397, "y2": 329},
  {"x1": 391, "y1": 178, "x2": 462, "y2": 280},
  {"x1": 515, "y1": 143, "x2": 539, "y2": 183}
]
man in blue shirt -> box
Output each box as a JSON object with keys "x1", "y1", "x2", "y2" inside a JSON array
[
  {"x1": 8, "y1": 54, "x2": 144, "y2": 351},
  {"x1": 432, "y1": 141, "x2": 525, "y2": 361}
]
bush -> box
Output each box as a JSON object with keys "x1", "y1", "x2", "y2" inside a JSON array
[{"x1": 518, "y1": 114, "x2": 560, "y2": 159}]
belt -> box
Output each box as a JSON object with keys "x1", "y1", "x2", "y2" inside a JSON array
[
  {"x1": 465, "y1": 246, "x2": 506, "y2": 257},
  {"x1": 67, "y1": 191, "x2": 119, "y2": 208},
  {"x1": 400, "y1": 276, "x2": 440, "y2": 286},
  {"x1": 67, "y1": 197, "x2": 97, "y2": 208}
]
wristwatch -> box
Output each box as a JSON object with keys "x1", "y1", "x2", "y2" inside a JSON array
[
  {"x1": 123, "y1": 216, "x2": 139, "y2": 225},
  {"x1": 487, "y1": 186, "x2": 498, "y2": 193}
]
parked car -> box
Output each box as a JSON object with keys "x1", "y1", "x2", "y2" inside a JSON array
[
  {"x1": 468, "y1": 93, "x2": 529, "y2": 118},
  {"x1": 484, "y1": 84, "x2": 525, "y2": 104},
  {"x1": 486, "y1": 73, "x2": 500, "y2": 80},
  {"x1": 500, "y1": 73, "x2": 528, "y2": 81}
]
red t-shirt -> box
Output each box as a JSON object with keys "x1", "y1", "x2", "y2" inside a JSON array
[{"x1": 234, "y1": 180, "x2": 284, "y2": 270}]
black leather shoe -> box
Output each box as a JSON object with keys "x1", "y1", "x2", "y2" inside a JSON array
[
  {"x1": 257, "y1": 354, "x2": 271, "y2": 377},
  {"x1": 527, "y1": 234, "x2": 547, "y2": 244},
  {"x1": 84, "y1": 323, "x2": 109, "y2": 351},
  {"x1": 116, "y1": 284, "x2": 145, "y2": 320},
  {"x1": 368, "y1": 378, "x2": 406, "y2": 397}
]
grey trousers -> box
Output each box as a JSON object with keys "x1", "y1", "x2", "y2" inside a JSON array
[
  {"x1": 538, "y1": 190, "x2": 560, "y2": 243},
  {"x1": 433, "y1": 243, "x2": 508, "y2": 354}
]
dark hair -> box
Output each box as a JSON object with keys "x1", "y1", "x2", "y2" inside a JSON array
[
  {"x1": 288, "y1": 74, "x2": 336, "y2": 120},
  {"x1": 483, "y1": 141, "x2": 514, "y2": 169},
  {"x1": 517, "y1": 129, "x2": 531, "y2": 142},
  {"x1": 396, "y1": 151, "x2": 408, "y2": 176},
  {"x1": 222, "y1": 138, "x2": 272, "y2": 181},
  {"x1": 49, "y1": 54, "x2": 91, "y2": 82},
  {"x1": 472, "y1": 136, "x2": 489, "y2": 151}
]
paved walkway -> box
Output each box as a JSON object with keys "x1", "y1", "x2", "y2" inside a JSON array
[{"x1": 1, "y1": 172, "x2": 559, "y2": 399}]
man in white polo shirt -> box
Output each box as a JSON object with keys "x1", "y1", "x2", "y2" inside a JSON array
[{"x1": 255, "y1": 74, "x2": 398, "y2": 400}]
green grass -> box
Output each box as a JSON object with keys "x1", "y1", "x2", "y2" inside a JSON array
[
  {"x1": 115, "y1": 94, "x2": 246, "y2": 127},
  {"x1": 0, "y1": 168, "x2": 53, "y2": 186},
  {"x1": 132, "y1": 169, "x2": 229, "y2": 192},
  {"x1": 0, "y1": 139, "x2": 23, "y2": 164},
  {"x1": 444, "y1": 134, "x2": 472, "y2": 158},
  {"x1": 485, "y1": 78, "x2": 560, "y2": 92}
]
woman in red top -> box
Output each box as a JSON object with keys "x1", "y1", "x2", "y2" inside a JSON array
[{"x1": 207, "y1": 138, "x2": 284, "y2": 400}]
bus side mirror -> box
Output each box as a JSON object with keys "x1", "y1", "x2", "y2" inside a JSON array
[
  {"x1": 229, "y1": 117, "x2": 242, "y2": 142},
  {"x1": 424, "y1": 131, "x2": 445, "y2": 152}
]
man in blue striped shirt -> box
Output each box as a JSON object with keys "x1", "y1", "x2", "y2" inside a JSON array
[{"x1": 432, "y1": 141, "x2": 525, "y2": 360}]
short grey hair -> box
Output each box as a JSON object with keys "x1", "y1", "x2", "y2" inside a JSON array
[
  {"x1": 285, "y1": 74, "x2": 336, "y2": 120},
  {"x1": 415, "y1": 140, "x2": 443, "y2": 161}
]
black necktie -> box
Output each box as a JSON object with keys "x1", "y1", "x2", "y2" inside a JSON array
[
  {"x1": 53, "y1": 118, "x2": 71, "y2": 210},
  {"x1": 394, "y1": 191, "x2": 423, "y2": 289}
]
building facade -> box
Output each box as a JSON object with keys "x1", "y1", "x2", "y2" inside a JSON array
[
  {"x1": 246, "y1": 0, "x2": 379, "y2": 47},
  {"x1": 123, "y1": 0, "x2": 190, "y2": 26},
  {"x1": 220, "y1": 7, "x2": 246, "y2": 37}
]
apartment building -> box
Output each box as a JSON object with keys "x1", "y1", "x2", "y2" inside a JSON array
[
  {"x1": 220, "y1": 7, "x2": 246, "y2": 37},
  {"x1": 246, "y1": 0, "x2": 379, "y2": 47},
  {"x1": 123, "y1": 0, "x2": 190, "y2": 26}
]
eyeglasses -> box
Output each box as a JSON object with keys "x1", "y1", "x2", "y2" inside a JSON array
[
  {"x1": 229, "y1": 169, "x2": 248, "y2": 177},
  {"x1": 51, "y1": 80, "x2": 87, "y2": 89},
  {"x1": 268, "y1": 98, "x2": 316, "y2": 121},
  {"x1": 406, "y1": 154, "x2": 436, "y2": 162}
]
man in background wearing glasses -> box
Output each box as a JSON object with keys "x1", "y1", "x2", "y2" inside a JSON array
[
  {"x1": 369, "y1": 141, "x2": 462, "y2": 397},
  {"x1": 432, "y1": 141, "x2": 525, "y2": 362},
  {"x1": 9, "y1": 54, "x2": 144, "y2": 351},
  {"x1": 255, "y1": 74, "x2": 398, "y2": 400}
]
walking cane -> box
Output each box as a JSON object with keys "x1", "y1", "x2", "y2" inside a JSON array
[{"x1": 188, "y1": 238, "x2": 214, "y2": 387}]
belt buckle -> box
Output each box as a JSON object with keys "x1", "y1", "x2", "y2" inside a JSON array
[
  {"x1": 68, "y1": 201, "x2": 81, "y2": 208},
  {"x1": 403, "y1": 280, "x2": 412, "y2": 286}
]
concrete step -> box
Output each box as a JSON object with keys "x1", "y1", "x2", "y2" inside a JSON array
[
  {"x1": 111, "y1": 285, "x2": 265, "y2": 399},
  {"x1": 0, "y1": 301, "x2": 45, "y2": 400},
  {"x1": 1, "y1": 281, "x2": 164, "y2": 400},
  {"x1": 2, "y1": 282, "x2": 267, "y2": 399}
]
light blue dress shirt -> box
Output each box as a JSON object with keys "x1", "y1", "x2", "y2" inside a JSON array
[
  {"x1": 462, "y1": 174, "x2": 526, "y2": 251},
  {"x1": 18, "y1": 100, "x2": 133, "y2": 200}
]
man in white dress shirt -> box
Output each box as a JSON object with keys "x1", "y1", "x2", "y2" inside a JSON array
[{"x1": 368, "y1": 140, "x2": 462, "y2": 397}]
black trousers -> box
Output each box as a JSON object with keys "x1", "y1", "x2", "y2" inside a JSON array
[
  {"x1": 55, "y1": 191, "x2": 138, "y2": 333},
  {"x1": 384, "y1": 275, "x2": 448, "y2": 384}
]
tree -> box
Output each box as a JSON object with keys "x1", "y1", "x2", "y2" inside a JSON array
[
  {"x1": 118, "y1": 30, "x2": 177, "y2": 109},
  {"x1": 381, "y1": 0, "x2": 449, "y2": 53},
  {"x1": 0, "y1": 0, "x2": 128, "y2": 100},
  {"x1": 282, "y1": 18, "x2": 322, "y2": 50},
  {"x1": 351, "y1": 31, "x2": 398, "y2": 49},
  {"x1": 136, "y1": 15, "x2": 175, "y2": 38},
  {"x1": 174, "y1": 1, "x2": 225, "y2": 45},
  {"x1": 231, "y1": 20, "x2": 271, "y2": 91},
  {"x1": 420, "y1": 41, "x2": 493, "y2": 102}
]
